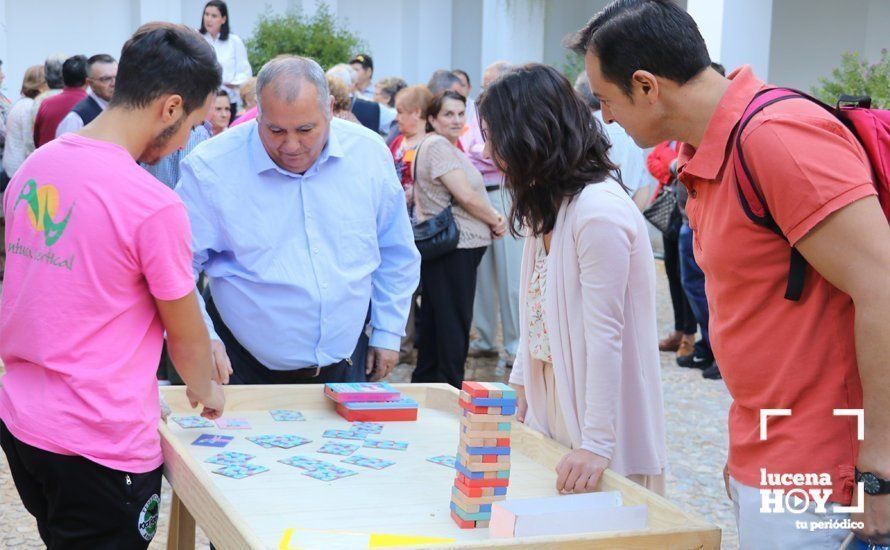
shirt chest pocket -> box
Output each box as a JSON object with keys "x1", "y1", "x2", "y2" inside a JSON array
[{"x1": 337, "y1": 217, "x2": 380, "y2": 273}]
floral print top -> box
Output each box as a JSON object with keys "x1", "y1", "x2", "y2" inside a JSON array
[{"x1": 527, "y1": 236, "x2": 552, "y2": 364}]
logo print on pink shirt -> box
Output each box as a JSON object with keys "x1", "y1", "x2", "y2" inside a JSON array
[{"x1": 14, "y1": 179, "x2": 73, "y2": 246}]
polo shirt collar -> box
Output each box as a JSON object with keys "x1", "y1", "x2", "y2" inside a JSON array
[
  {"x1": 249, "y1": 120, "x2": 345, "y2": 177},
  {"x1": 678, "y1": 65, "x2": 765, "y2": 182}
]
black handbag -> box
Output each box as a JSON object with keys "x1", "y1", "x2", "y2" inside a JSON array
[
  {"x1": 411, "y1": 138, "x2": 460, "y2": 261},
  {"x1": 643, "y1": 184, "x2": 680, "y2": 234}
]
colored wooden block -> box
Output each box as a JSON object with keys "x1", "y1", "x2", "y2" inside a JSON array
[
  {"x1": 451, "y1": 486, "x2": 506, "y2": 505},
  {"x1": 458, "y1": 401, "x2": 514, "y2": 416},
  {"x1": 450, "y1": 501, "x2": 492, "y2": 521},
  {"x1": 457, "y1": 450, "x2": 511, "y2": 467},
  {"x1": 481, "y1": 382, "x2": 517, "y2": 399},
  {"x1": 456, "y1": 468, "x2": 511, "y2": 486},
  {"x1": 450, "y1": 510, "x2": 476, "y2": 529},
  {"x1": 497, "y1": 469, "x2": 511, "y2": 479},
  {"x1": 453, "y1": 479, "x2": 508, "y2": 498},
  {"x1": 474, "y1": 398, "x2": 516, "y2": 408},
  {"x1": 449, "y1": 495, "x2": 492, "y2": 514},
  {"x1": 460, "y1": 417, "x2": 500, "y2": 431},
  {"x1": 456, "y1": 456, "x2": 511, "y2": 474},
  {"x1": 461, "y1": 436, "x2": 511, "y2": 447},
  {"x1": 462, "y1": 410, "x2": 515, "y2": 424},
  {"x1": 461, "y1": 381, "x2": 490, "y2": 398},
  {"x1": 498, "y1": 423, "x2": 512, "y2": 431},
  {"x1": 459, "y1": 444, "x2": 511, "y2": 456}
]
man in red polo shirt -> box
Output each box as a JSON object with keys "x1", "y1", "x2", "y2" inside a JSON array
[
  {"x1": 33, "y1": 55, "x2": 87, "y2": 148},
  {"x1": 571, "y1": 1, "x2": 890, "y2": 547}
]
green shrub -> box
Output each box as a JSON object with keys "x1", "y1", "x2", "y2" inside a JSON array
[
  {"x1": 812, "y1": 50, "x2": 890, "y2": 109},
  {"x1": 245, "y1": 4, "x2": 368, "y2": 74}
]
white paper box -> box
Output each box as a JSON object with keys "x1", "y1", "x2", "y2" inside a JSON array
[{"x1": 489, "y1": 491, "x2": 648, "y2": 539}]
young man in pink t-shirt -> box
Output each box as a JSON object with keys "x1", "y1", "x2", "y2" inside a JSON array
[{"x1": 0, "y1": 23, "x2": 227, "y2": 548}]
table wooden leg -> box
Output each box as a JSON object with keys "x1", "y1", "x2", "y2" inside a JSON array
[{"x1": 167, "y1": 490, "x2": 196, "y2": 550}]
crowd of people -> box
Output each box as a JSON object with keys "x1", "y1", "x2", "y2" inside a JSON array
[{"x1": 0, "y1": 0, "x2": 887, "y2": 548}]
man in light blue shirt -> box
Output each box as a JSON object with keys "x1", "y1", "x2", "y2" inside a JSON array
[{"x1": 176, "y1": 56, "x2": 420, "y2": 384}]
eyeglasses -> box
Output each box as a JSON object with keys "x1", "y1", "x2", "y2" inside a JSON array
[{"x1": 90, "y1": 76, "x2": 116, "y2": 84}]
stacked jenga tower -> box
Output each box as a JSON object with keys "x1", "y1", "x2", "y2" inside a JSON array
[{"x1": 450, "y1": 381, "x2": 517, "y2": 529}]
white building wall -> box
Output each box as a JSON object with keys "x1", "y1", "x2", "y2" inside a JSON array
[{"x1": 0, "y1": 0, "x2": 882, "y2": 109}]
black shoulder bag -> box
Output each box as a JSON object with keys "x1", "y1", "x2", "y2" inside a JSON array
[{"x1": 411, "y1": 138, "x2": 460, "y2": 261}]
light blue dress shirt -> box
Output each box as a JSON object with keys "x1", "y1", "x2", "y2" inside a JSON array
[
  {"x1": 142, "y1": 123, "x2": 211, "y2": 188},
  {"x1": 176, "y1": 118, "x2": 420, "y2": 370}
]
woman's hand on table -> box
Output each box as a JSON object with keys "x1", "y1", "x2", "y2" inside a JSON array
[
  {"x1": 556, "y1": 449, "x2": 609, "y2": 494},
  {"x1": 509, "y1": 383, "x2": 527, "y2": 423}
]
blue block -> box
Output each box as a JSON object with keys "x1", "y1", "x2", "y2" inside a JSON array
[
  {"x1": 498, "y1": 423, "x2": 512, "y2": 431},
  {"x1": 464, "y1": 445, "x2": 511, "y2": 456},
  {"x1": 470, "y1": 396, "x2": 518, "y2": 407},
  {"x1": 455, "y1": 460, "x2": 485, "y2": 479},
  {"x1": 450, "y1": 502, "x2": 492, "y2": 521},
  {"x1": 494, "y1": 486, "x2": 507, "y2": 496},
  {"x1": 498, "y1": 405, "x2": 516, "y2": 415}
]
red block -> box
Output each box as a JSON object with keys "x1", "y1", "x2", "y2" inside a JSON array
[
  {"x1": 482, "y1": 455, "x2": 498, "y2": 463},
  {"x1": 450, "y1": 510, "x2": 476, "y2": 529},
  {"x1": 334, "y1": 403, "x2": 418, "y2": 422},
  {"x1": 457, "y1": 472, "x2": 510, "y2": 488},
  {"x1": 461, "y1": 381, "x2": 490, "y2": 398},
  {"x1": 496, "y1": 438, "x2": 510, "y2": 447}
]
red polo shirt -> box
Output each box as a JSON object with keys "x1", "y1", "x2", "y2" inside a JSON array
[
  {"x1": 33, "y1": 87, "x2": 87, "y2": 148},
  {"x1": 678, "y1": 66, "x2": 875, "y2": 503}
]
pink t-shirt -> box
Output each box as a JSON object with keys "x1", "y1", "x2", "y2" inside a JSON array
[{"x1": 0, "y1": 133, "x2": 195, "y2": 473}]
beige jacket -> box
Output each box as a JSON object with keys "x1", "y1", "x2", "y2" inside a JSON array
[{"x1": 509, "y1": 178, "x2": 667, "y2": 476}]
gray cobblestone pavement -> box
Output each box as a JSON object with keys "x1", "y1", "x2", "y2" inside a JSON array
[{"x1": 0, "y1": 261, "x2": 738, "y2": 548}]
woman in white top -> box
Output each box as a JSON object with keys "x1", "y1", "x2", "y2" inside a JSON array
[
  {"x1": 3, "y1": 65, "x2": 47, "y2": 179},
  {"x1": 199, "y1": 0, "x2": 252, "y2": 117},
  {"x1": 477, "y1": 64, "x2": 667, "y2": 495}
]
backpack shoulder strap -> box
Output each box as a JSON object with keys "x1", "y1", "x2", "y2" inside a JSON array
[{"x1": 733, "y1": 87, "x2": 827, "y2": 301}]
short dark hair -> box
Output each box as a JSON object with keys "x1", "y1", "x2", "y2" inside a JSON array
[
  {"x1": 427, "y1": 69, "x2": 462, "y2": 95},
  {"x1": 478, "y1": 63, "x2": 617, "y2": 237},
  {"x1": 567, "y1": 0, "x2": 711, "y2": 96},
  {"x1": 62, "y1": 55, "x2": 88, "y2": 87},
  {"x1": 350, "y1": 53, "x2": 373, "y2": 72},
  {"x1": 111, "y1": 22, "x2": 222, "y2": 115},
  {"x1": 710, "y1": 61, "x2": 726, "y2": 76},
  {"x1": 87, "y1": 54, "x2": 116, "y2": 75},
  {"x1": 199, "y1": 0, "x2": 230, "y2": 41},
  {"x1": 426, "y1": 90, "x2": 466, "y2": 133},
  {"x1": 452, "y1": 69, "x2": 470, "y2": 88}
]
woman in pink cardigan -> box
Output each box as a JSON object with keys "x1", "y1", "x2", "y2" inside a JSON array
[{"x1": 476, "y1": 64, "x2": 667, "y2": 495}]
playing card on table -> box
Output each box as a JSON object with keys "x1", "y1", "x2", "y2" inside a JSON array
[
  {"x1": 322, "y1": 429, "x2": 367, "y2": 441},
  {"x1": 362, "y1": 439, "x2": 408, "y2": 451},
  {"x1": 215, "y1": 418, "x2": 251, "y2": 430},
  {"x1": 205, "y1": 451, "x2": 255, "y2": 465},
  {"x1": 350, "y1": 422, "x2": 384, "y2": 434},
  {"x1": 269, "y1": 435, "x2": 312, "y2": 449},
  {"x1": 246, "y1": 435, "x2": 277, "y2": 449},
  {"x1": 317, "y1": 442, "x2": 360, "y2": 456},
  {"x1": 191, "y1": 434, "x2": 234, "y2": 448},
  {"x1": 342, "y1": 455, "x2": 395, "y2": 470},
  {"x1": 426, "y1": 454, "x2": 456, "y2": 468},
  {"x1": 171, "y1": 415, "x2": 214, "y2": 429},
  {"x1": 301, "y1": 465, "x2": 358, "y2": 482},
  {"x1": 212, "y1": 463, "x2": 269, "y2": 479},
  {"x1": 270, "y1": 409, "x2": 306, "y2": 422},
  {"x1": 278, "y1": 456, "x2": 334, "y2": 471}
]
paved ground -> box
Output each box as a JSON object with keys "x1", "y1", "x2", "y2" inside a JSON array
[{"x1": 0, "y1": 261, "x2": 738, "y2": 549}]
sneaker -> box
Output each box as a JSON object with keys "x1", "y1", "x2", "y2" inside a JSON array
[
  {"x1": 677, "y1": 340, "x2": 711, "y2": 368},
  {"x1": 702, "y1": 363, "x2": 722, "y2": 380},
  {"x1": 658, "y1": 331, "x2": 683, "y2": 352}
]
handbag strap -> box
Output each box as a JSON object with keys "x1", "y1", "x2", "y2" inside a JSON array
[{"x1": 411, "y1": 135, "x2": 453, "y2": 214}]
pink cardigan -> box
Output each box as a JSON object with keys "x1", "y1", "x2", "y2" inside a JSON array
[{"x1": 509, "y1": 179, "x2": 667, "y2": 476}]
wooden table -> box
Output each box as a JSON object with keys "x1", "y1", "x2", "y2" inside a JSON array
[{"x1": 160, "y1": 383, "x2": 720, "y2": 549}]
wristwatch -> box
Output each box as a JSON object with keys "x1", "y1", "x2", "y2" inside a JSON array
[{"x1": 856, "y1": 469, "x2": 890, "y2": 495}]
